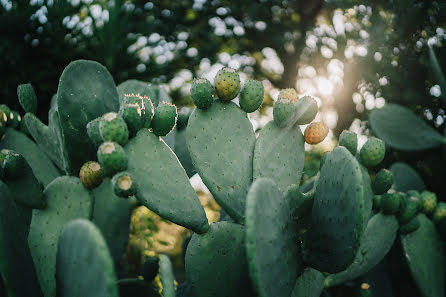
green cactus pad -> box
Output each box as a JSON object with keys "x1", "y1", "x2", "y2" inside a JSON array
[
  {"x1": 159, "y1": 255, "x2": 176, "y2": 297},
  {"x1": 79, "y1": 161, "x2": 104, "y2": 190},
  {"x1": 17, "y1": 83, "x2": 38, "y2": 114},
  {"x1": 185, "y1": 222, "x2": 253, "y2": 297},
  {"x1": 370, "y1": 104, "x2": 445, "y2": 151},
  {"x1": 214, "y1": 67, "x2": 241, "y2": 101},
  {"x1": 273, "y1": 99, "x2": 296, "y2": 128},
  {"x1": 99, "y1": 112, "x2": 129, "y2": 145},
  {"x1": 176, "y1": 108, "x2": 192, "y2": 130},
  {"x1": 325, "y1": 213, "x2": 398, "y2": 287},
  {"x1": 56, "y1": 219, "x2": 119, "y2": 297},
  {"x1": 291, "y1": 268, "x2": 324, "y2": 297},
  {"x1": 151, "y1": 103, "x2": 177, "y2": 137},
  {"x1": 117, "y1": 79, "x2": 153, "y2": 105},
  {"x1": 400, "y1": 214, "x2": 444, "y2": 297},
  {"x1": 399, "y1": 216, "x2": 420, "y2": 234},
  {"x1": 239, "y1": 80, "x2": 264, "y2": 113},
  {"x1": 91, "y1": 179, "x2": 131, "y2": 264},
  {"x1": 245, "y1": 178, "x2": 301, "y2": 297},
  {"x1": 380, "y1": 192, "x2": 402, "y2": 215},
  {"x1": 191, "y1": 78, "x2": 214, "y2": 110},
  {"x1": 372, "y1": 169, "x2": 393, "y2": 195},
  {"x1": 28, "y1": 176, "x2": 93, "y2": 297},
  {"x1": 97, "y1": 141, "x2": 128, "y2": 176},
  {"x1": 421, "y1": 191, "x2": 438, "y2": 216},
  {"x1": 4, "y1": 154, "x2": 45, "y2": 209},
  {"x1": 0, "y1": 128, "x2": 60, "y2": 186},
  {"x1": 390, "y1": 162, "x2": 425, "y2": 192},
  {"x1": 111, "y1": 171, "x2": 137, "y2": 197},
  {"x1": 303, "y1": 146, "x2": 364, "y2": 273},
  {"x1": 0, "y1": 181, "x2": 43, "y2": 297},
  {"x1": 360, "y1": 164, "x2": 374, "y2": 227},
  {"x1": 57, "y1": 60, "x2": 120, "y2": 174},
  {"x1": 186, "y1": 100, "x2": 256, "y2": 223},
  {"x1": 295, "y1": 95, "x2": 318, "y2": 125},
  {"x1": 125, "y1": 129, "x2": 209, "y2": 233},
  {"x1": 253, "y1": 121, "x2": 304, "y2": 194},
  {"x1": 174, "y1": 128, "x2": 196, "y2": 178},
  {"x1": 338, "y1": 130, "x2": 358, "y2": 155},
  {"x1": 359, "y1": 137, "x2": 385, "y2": 167}
]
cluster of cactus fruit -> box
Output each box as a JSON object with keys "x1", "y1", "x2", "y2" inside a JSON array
[{"x1": 0, "y1": 59, "x2": 444, "y2": 297}]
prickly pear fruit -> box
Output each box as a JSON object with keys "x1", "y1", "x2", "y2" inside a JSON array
[
  {"x1": 97, "y1": 142, "x2": 127, "y2": 176},
  {"x1": 177, "y1": 108, "x2": 192, "y2": 130},
  {"x1": 0, "y1": 105, "x2": 11, "y2": 126},
  {"x1": 372, "y1": 168, "x2": 393, "y2": 195},
  {"x1": 151, "y1": 102, "x2": 177, "y2": 137},
  {"x1": 86, "y1": 118, "x2": 102, "y2": 148},
  {"x1": 399, "y1": 216, "x2": 420, "y2": 234},
  {"x1": 119, "y1": 98, "x2": 145, "y2": 137},
  {"x1": 214, "y1": 67, "x2": 241, "y2": 102},
  {"x1": 407, "y1": 190, "x2": 422, "y2": 211},
  {"x1": 380, "y1": 192, "x2": 401, "y2": 214},
  {"x1": 99, "y1": 112, "x2": 129, "y2": 146},
  {"x1": 373, "y1": 195, "x2": 381, "y2": 210},
  {"x1": 191, "y1": 78, "x2": 214, "y2": 109},
  {"x1": 79, "y1": 161, "x2": 104, "y2": 190},
  {"x1": 1, "y1": 149, "x2": 25, "y2": 180},
  {"x1": 17, "y1": 83, "x2": 37, "y2": 114},
  {"x1": 122, "y1": 93, "x2": 154, "y2": 129},
  {"x1": 304, "y1": 122, "x2": 329, "y2": 145},
  {"x1": 295, "y1": 95, "x2": 318, "y2": 125},
  {"x1": 273, "y1": 99, "x2": 296, "y2": 128},
  {"x1": 359, "y1": 137, "x2": 385, "y2": 167},
  {"x1": 397, "y1": 194, "x2": 420, "y2": 224},
  {"x1": 239, "y1": 80, "x2": 264, "y2": 113},
  {"x1": 111, "y1": 171, "x2": 137, "y2": 198},
  {"x1": 278, "y1": 88, "x2": 299, "y2": 103},
  {"x1": 338, "y1": 130, "x2": 358, "y2": 155},
  {"x1": 421, "y1": 191, "x2": 437, "y2": 215},
  {"x1": 432, "y1": 202, "x2": 446, "y2": 224}
]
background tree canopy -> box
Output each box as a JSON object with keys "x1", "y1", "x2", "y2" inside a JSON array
[{"x1": 1, "y1": 0, "x2": 446, "y2": 193}]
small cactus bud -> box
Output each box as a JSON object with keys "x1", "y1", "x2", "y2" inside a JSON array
[
  {"x1": 97, "y1": 142, "x2": 127, "y2": 176},
  {"x1": 79, "y1": 161, "x2": 104, "y2": 190},
  {"x1": 111, "y1": 171, "x2": 137, "y2": 198},
  {"x1": 1, "y1": 149, "x2": 25, "y2": 180},
  {"x1": 295, "y1": 95, "x2": 318, "y2": 125},
  {"x1": 304, "y1": 122, "x2": 329, "y2": 145},
  {"x1": 399, "y1": 216, "x2": 420, "y2": 234},
  {"x1": 397, "y1": 194, "x2": 420, "y2": 224},
  {"x1": 359, "y1": 137, "x2": 385, "y2": 167},
  {"x1": 380, "y1": 192, "x2": 402, "y2": 214},
  {"x1": 99, "y1": 112, "x2": 129, "y2": 146},
  {"x1": 273, "y1": 98, "x2": 296, "y2": 128},
  {"x1": 338, "y1": 130, "x2": 358, "y2": 155},
  {"x1": 86, "y1": 117, "x2": 102, "y2": 148},
  {"x1": 0, "y1": 105, "x2": 12, "y2": 126},
  {"x1": 191, "y1": 78, "x2": 214, "y2": 110},
  {"x1": 432, "y1": 202, "x2": 446, "y2": 225},
  {"x1": 214, "y1": 67, "x2": 241, "y2": 102},
  {"x1": 119, "y1": 100, "x2": 145, "y2": 137},
  {"x1": 420, "y1": 191, "x2": 437, "y2": 215},
  {"x1": 372, "y1": 168, "x2": 393, "y2": 195},
  {"x1": 239, "y1": 80, "x2": 264, "y2": 113},
  {"x1": 372, "y1": 195, "x2": 382, "y2": 210},
  {"x1": 151, "y1": 102, "x2": 177, "y2": 137}
]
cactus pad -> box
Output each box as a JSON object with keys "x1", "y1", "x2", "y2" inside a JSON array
[
  {"x1": 159, "y1": 255, "x2": 176, "y2": 297},
  {"x1": 56, "y1": 219, "x2": 119, "y2": 297},
  {"x1": 28, "y1": 176, "x2": 93, "y2": 297},
  {"x1": 186, "y1": 100, "x2": 255, "y2": 222},
  {"x1": 390, "y1": 162, "x2": 425, "y2": 192},
  {"x1": 245, "y1": 178, "x2": 301, "y2": 297},
  {"x1": 17, "y1": 83, "x2": 37, "y2": 114},
  {"x1": 253, "y1": 121, "x2": 305, "y2": 193},
  {"x1": 174, "y1": 128, "x2": 196, "y2": 178},
  {"x1": 185, "y1": 222, "x2": 253, "y2": 297},
  {"x1": 291, "y1": 268, "x2": 324, "y2": 297},
  {"x1": 125, "y1": 129, "x2": 209, "y2": 233},
  {"x1": 117, "y1": 79, "x2": 153, "y2": 104},
  {"x1": 303, "y1": 146, "x2": 364, "y2": 273},
  {"x1": 400, "y1": 214, "x2": 444, "y2": 297}
]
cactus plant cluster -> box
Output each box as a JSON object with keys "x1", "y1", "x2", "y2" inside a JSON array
[{"x1": 0, "y1": 59, "x2": 444, "y2": 297}]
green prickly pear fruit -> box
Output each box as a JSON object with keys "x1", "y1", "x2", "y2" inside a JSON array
[
  {"x1": 86, "y1": 117, "x2": 102, "y2": 148},
  {"x1": 111, "y1": 171, "x2": 137, "y2": 198},
  {"x1": 99, "y1": 112, "x2": 129, "y2": 146},
  {"x1": 420, "y1": 191, "x2": 437, "y2": 215},
  {"x1": 273, "y1": 99, "x2": 296, "y2": 127},
  {"x1": 239, "y1": 79, "x2": 264, "y2": 113},
  {"x1": 79, "y1": 161, "x2": 104, "y2": 190},
  {"x1": 338, "y1": 130, "x2": 358, "y2": 155},
  {"x1": 380, "y1": 192, "x2": 401, "y2": 214},
  {"x1": 372, "y1": 168, "x2": 393, "y2": 195},
  {"x1": 373, "y1": 195, "x2": 382, "y2": 210},
  {"x1": 295, "y1": 95, "x2": 318, "y2": 125},
  {"x1": 97, "y1": 141, "x2": 128, "y2": 176},
  {"x1": 432, "y1": 202, "x2": 446, "y2": 225},
  {"x1": 1, "y1": 149, "x2": 25, "y2": 180},
  {"x1": 191, "y1": 78, "x2": 214, "y2": 109},
  {"x1": 141, "y1": 255, "x2": 159, "y2": 282},
  {"x1": 177, "y1": 108, "x2": 191, "y2": 130},
  {"x1": 359, "y1": 137, "x2": 385, "y2": 167},
  {"x1": 17, "y1": 83, "x2": 37, "y2": 114},
  {"x1": 304, "y1": 122, "x2": 329, "y2": 145},
  {"x1": 214, "y1": 67, "x2": 241, "y2": 102},
  {"x1": 8, "y1": 110, "x2": 21, "y2": 130},
  {"x1": 119, "y1": 99, "x2": 145, "y2": 137},
  {"x1": 151, "y1": 102, "x2": 177, "y2": 137},
  {"x1": 397, "y1": 194, "x2": 420, "y2": 224},
  {"x1": 399, "y1": 216, "x2": 420, "y2": 234},
  {"x1": 406, "y1": 190, "x2": 422, "y2": 211}
]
